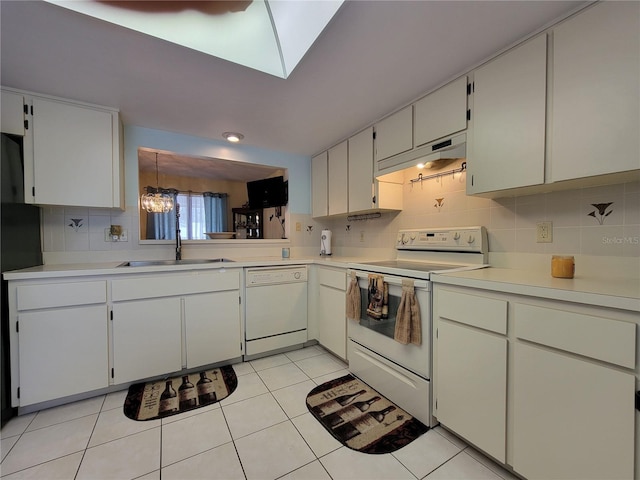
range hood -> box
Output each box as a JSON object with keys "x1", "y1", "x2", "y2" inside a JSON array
[{"x1": 376, "y1": 132, "x2": 466, "y2": 178}]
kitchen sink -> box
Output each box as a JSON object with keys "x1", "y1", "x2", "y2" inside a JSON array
[{"x1": 118, "y1": 258, "x2": 234, "y2": 267}]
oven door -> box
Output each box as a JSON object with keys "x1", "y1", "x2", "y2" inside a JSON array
[{"x1": 347, "y1": 270, "x2": 431, "y2": 379}]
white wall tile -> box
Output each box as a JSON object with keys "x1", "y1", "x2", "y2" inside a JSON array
[
  {"x1": 40, "y1": 178, "x2": 636, "y2": 260},
  {"x1": 581, "y1": 226, "x2": 624, "y2": 256},
  {"x1": 621, "y1": 225, "x2": 640, "y2": 257},
  {"x1": 623, "y1": 192, "x2": 640, "y2": 225}
]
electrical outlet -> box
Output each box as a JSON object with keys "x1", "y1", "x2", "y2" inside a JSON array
[
  {"x1": 536, "y1": 221, "x2": 553, "y2": 243},
  {"x1": 295, "y1": 222, "x2": 301, "y2": 232},
  {"x1": 360, "y1": 231, "x2": 365, "y2": 242},
  {"x1": 104, "y1": 228, "x2": 128, "y2": 242}
]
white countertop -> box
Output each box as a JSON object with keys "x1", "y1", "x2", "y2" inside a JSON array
[
  {"x1": 432, "y1": 267, "x2": 640, "y2": 312},
  {"x1": 6, "y1": 256, "x2": 638, "y2": 312},
  {"x1": 1, "y1": 255, "x2": 372, "y2": 281}
]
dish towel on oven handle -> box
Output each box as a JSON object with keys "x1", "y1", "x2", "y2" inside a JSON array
[
  {"x1": 345, "y1": 271, "x2": 361, "y2": 321},
  {"x1": 366, "y1": 274, "x2": 388, "y2": 320},
  {"x1": 394, "y1": 279, "x2": 422, "y2": 345}
]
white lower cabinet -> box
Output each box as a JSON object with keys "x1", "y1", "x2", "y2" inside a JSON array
[
  {"x1": 317, "y1": 267, "x2": 347, "y2": 360},
  {"x1": 11, "y1": 280, "x2": 109, "y2": 406},
  {"x1": 112, "y1": 297, "x2": 182, "y2": 384},
  {"x1": 434, "y1": 288, "x2": 507, "y2": 463},
  {"x1": 512, "y1": 302, "x2": 635, "y2": 480},
  {"x1": 18, "y1": 305, "x2": 108, "y2": 406},
  {"x1": 513, "y1": 343, "x2": 634, "y2": 480},
  {"x1": 433, "y1": 283, "x2": 637, "y2": 479},
  {"x1": 111, "y1": 269, "x2": 241, "y2": 384},
  {"x1": 184, "y1": 290, "x2": 241, "y2": 368}
]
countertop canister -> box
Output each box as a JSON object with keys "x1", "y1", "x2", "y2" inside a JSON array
[{"x1": 551, "y1": 255, "x2": 575, "y2": 278}]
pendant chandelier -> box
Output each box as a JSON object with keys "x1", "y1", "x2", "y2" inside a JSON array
[{"x1": 140, "y1": 152, "x2": 174, "y2": 213}]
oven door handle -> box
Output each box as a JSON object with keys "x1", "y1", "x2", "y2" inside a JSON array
[{"x1": 349, "y1": 270, "x2": 429, "y2": 289}]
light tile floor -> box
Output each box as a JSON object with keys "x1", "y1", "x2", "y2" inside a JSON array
[{"x1": 0, "y1": 346, "x2": 519, "y2": 480}]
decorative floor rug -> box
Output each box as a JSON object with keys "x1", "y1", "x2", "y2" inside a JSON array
[
  {"x1": 306, "y1": 374, "x2": 428, "y2": 454},
  {"x1": 124, "y1": 365, "x2": 237, "y2": 421}
]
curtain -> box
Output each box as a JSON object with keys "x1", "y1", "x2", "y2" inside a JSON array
[
  {"x1": 145, "y1": 188, "x2": 178, "y2": 240},
  {"x1": 203, "y1": 192, "x2": 228, "y2": 233}
]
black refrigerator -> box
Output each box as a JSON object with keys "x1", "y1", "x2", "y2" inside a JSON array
[{"x1": 1, "y1": 132, "x2": 42, "y2": 426}]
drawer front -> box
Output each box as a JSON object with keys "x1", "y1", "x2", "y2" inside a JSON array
[
  {"x1": 514, "y1": 303, "x2": 636, "y2": 369},
  {"x1": 318, "y1": 267, "x2": 346, "y2": 290},
  {"x1": 436, "y1": 288, "x2": 507, "y2": 335},
  {"x1": 17, "y1": 281, "x2": 106, "y2": 310},
  {"x1": 349, "y1": 340, "x2": 432, "y2": 427},
  {"x1": 112, "y1": 270, "x2": 240, "y2": 301}
]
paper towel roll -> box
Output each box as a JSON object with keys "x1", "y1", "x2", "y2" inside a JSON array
[{"x1": 321, "y1": 229, "x2": 332, "y2": 255}]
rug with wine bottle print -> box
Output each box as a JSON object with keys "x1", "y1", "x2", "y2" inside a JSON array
[
  {"x1": 124, "y1": 365, "x2": 237, "y2": 421},
  {"x1": 306, "y1": 374, "x2": 428, "y2": 454}
]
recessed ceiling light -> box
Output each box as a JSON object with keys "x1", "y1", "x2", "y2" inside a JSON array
[{"x1": 223, "y1": 132, "x2": 244, "y2": 143}]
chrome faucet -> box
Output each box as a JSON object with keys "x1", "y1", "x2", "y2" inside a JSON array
[{"x1": 175, "y1": 203, "x2": 182, "y2": 260}]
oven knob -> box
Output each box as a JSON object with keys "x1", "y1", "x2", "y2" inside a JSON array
[
  {"x1": 401, "y1": 233, "x2": 409, "y2": 245},
  {"x1": 453, "y1": 232, "x2": 461, "y2": 241},
  {"x1": 467, "y1": 235, "x2": 475, "y2": 244},
  {"x1": 410, "y1": 233, "x2": 417, "y2": 242},
  {"x1": 294, "y1": 271, "x2": 301, "y2": 280}
]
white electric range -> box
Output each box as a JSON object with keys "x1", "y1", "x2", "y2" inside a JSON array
[{"x1": 347, "y1": 226, "x2": 488, "y2": 427}]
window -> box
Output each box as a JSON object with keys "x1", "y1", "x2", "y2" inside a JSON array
[
  {"x1": 145, "y1": 191, "x2": 228, "y2": 240},
  {"x1": 177, "y1": 192, "x2": 228, "y2": 240}
]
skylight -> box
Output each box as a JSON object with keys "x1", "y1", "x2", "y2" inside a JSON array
[{"x1": 45, "y1": 1, "x2": 343, "y2": 79}]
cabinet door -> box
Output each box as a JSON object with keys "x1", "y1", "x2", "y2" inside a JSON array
[
  {"x1": 468, "y1": 35, "x2": 547, "y2": 194},
  {"x1": 550, "y1": 2, "x2": 640, "y2": 181},
  {"x1": 31, "y1": 97, "x2": 117, "y2": 208},
  {"x1": 328, "y1": 140, "x2": 348, "y2": 216},
  {"x1": 513, "y1": 343, "x2": 634, "y2": 479},
  {"x1": 414, "y1": 77, "x2": 468, "y2": 147},
  {"x1": 18, "y1": 305, "x2": 108, "y2": 405},
  {"x1": 1, "y1": 90, "x2": 25, "y2": 136},
  {"x1": 348, "y1": 128, "x2": 373, "y2": 213},
  {"x1": 318, "y1": 285, "x2": 347, "y2": 360},
  {"x1": 374, "y1": 106, "x2": 413, "y2": 161},
  {"x1": 311, "y1": 151, "x2": 328, "y2": 218},
  {"x1": 112, "y1": 297, "x2": 182, "y2": 384},
  {"x1": 185, "y1": 291, "x2": 241, "y2": 368},
  {"x1": 435, "y1": 320, "x2": 507, "y2": 463}
]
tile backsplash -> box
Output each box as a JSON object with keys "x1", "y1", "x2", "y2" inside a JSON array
[
  {"x1": 40, "y1": 165, "x2": 639, "y2": 263},
  {"x1": 320, "y1": 164, "x2": 640, "y2": 259}
]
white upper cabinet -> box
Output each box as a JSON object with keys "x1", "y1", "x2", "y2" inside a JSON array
[
  {"x1": 349, "y1": 127, "x2": 403, "y2": 214},
  {"x1": 374, "y1": 106, "x2": 413, "y2": 162},
  {"x1": 467, "y1": 35, "x2": 547, "y2": 195},
  {"x1": 1, "y1": 89, "x2": 26, "y2": 136},
  {"x1": 328, "y1": 140, "x2": 348, "y2": 216},
  {"x1": 348, "y1": 128, "x2": 373, "y2": 213},
  {"x1": 550, "y1": 1, "x2": 640, "y2": 182},
  {"x1": 311, "y1": 151, "x2": 328, "y2": 218},
  {"x1": 28, "y1": 95, "x2": 123, "y2": 208},
  {"x1": 414, "y1": 76, "x2": 468, "y2": 148}
]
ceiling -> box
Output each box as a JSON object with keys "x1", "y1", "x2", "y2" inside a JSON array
[
  {"x1": 138, "y1": 148, "x2": 283, "y2": 182},
  {"x1": 1, "y1": 1, "x2": 586, "y2": 158}
]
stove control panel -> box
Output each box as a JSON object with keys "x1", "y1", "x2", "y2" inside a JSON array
[{"x1": 396, "y1": 226, "x2": 487, "y2": 253}]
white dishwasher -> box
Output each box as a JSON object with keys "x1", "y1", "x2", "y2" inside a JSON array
[{"x1": 244, "y1": 265, "x2": 308, "y2": 357}]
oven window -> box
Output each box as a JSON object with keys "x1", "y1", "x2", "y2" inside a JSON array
[{"x1": 358, "y1": 286, "x2": 401, "y2": 339}]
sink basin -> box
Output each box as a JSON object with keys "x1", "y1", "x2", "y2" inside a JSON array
[{"x1": 118, "y1": 258, "x2": 234, "y2": 267}]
